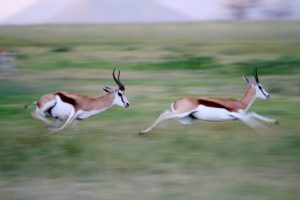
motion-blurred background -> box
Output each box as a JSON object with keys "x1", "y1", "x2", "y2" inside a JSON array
[
  {"x1": 0, "y1": 1, "x2": 300, "y2": 200},
  {"x1": 1, "y1": 0, "x2": 300, "y2": 24}
]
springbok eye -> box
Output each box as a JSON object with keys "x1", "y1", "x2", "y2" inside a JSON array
[
  {"x1": 258, "y1": 85, "x2": 262, "y2": 89},
  {"x1": 118, "y1": 92, "x2": 122, "y2": 97}
]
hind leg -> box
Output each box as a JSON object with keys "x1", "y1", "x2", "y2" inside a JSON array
[
  {"x1": 31, "y1": 109, "x2": 52, "y2": 125},
  {"x1": 139, "y1": 110, "x2": 191, "y2": 134}
]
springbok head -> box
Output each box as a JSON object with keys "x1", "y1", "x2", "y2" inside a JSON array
[
  {"x1": 103, "y1": 69, "x2": 129, "y2": 108},
  {"x1": 243, "y1": 68, "x2": 270, "y2": 100}
]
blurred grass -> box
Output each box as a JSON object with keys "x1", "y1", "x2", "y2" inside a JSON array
[{"x1": 0, "y1": 21, "x2": 300, "y2": 200}]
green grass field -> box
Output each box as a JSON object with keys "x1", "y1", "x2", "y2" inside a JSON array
[{"x1": 0, "y1": 21, "x2": 300, "y2": 200}]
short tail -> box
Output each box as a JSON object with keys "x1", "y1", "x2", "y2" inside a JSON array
[{"x1": 24, "y1": 100, "x2": 37, "y2": 109}]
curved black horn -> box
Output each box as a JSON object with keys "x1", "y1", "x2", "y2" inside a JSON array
[
  {"x1": 113, "y1": 68, "x2": 118, "y2": 84},
  {"x1": 117, "y1": 70, "x2": 120, "y2": 81},
  {"x1": 253, "y1": 68, "x2": 259, "y2": 83},
  {"x1": 112, "y1": 68, "x2": 125, "y2": 91},
  {"x1": 117, "y1": 70, "x2": 125, "y2": 91}
]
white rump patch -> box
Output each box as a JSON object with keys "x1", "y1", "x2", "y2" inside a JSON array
[{"x1": 50, "y1": 95, "x2": 74, "y2": 120}]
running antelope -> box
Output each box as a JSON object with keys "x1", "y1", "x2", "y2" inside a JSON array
[
  {"x1": 140, "y1": 69, "x2": 278, "y2": 134},
  {"x1": 27, "y1": 69, "x2": 129, "y2": 133}
]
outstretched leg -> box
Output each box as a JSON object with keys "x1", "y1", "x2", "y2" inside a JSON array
[
  {"x1": 230, "y1": 112, "x2": 264, "y2": 129},
  {"x1": 247, "y1": 112, "x2": 278, "y2": 124},
  {"x1": 139, "y1": 110, "x2": 190, "y2": 134}
]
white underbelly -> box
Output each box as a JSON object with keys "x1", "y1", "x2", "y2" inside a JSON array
[
  {"x1": 192, "y1": 105, "x2": 236, "y2": 121},
  {"x1": 76, "y1": 108, "x2": 108, "y2": 120},
  {"x1": 51, "y1": 96, "x2": 74, "y2": 120}
]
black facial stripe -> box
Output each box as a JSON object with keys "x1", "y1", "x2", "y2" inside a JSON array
[
  {"x1": 118, "y1": 93, "x2": 126, "y2": 104},
  {"x1": 259, "y1": 87, "x2": 268, "y2": 98}
]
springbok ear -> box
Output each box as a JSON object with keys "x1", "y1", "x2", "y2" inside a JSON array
[
  {"x1": 103, "y1": 86, "x2": 114, "y2": 93},
  {"x1": 243, "y1": 74, "x2": 253, "y2": 85}
]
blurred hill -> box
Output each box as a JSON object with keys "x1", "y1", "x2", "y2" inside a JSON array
[
  {"x1": 2, "y1": 0, "x2": 299, "y2": 24},
  {"x1": 2, "y1": 0, "x2": 190, "y2": 24}
]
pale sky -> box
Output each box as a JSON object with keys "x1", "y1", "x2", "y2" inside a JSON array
[
  {"x1": 159, "y1": 0, "x2": 223, "y2": 20},
  {"x1": 0, "y1": 0, "x2": 39, "y2": 20},
  {"x1": 0, "y1": 0, "x2": 222, "y2": 21}
]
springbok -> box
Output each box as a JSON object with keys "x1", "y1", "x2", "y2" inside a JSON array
[
  {"x1": 27, "y1": 69, "x2": 129, "y2": 133},
  {"x1": 139, "y1": 69, "x2": 278, "y2": 134}
]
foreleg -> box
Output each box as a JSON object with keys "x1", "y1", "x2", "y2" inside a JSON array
[
  {"x1": 247, "y1": 112, "x2": 278, "y2": 124},
  {"x1": 47, "y1": 117, "x2": 63, "y2": 131},
  {"x1": 230, "y1": 112, "x2": 264, "y2": 129},
  {"x1": 50, "y1": 109, "x2": 77, "y2": 133}
]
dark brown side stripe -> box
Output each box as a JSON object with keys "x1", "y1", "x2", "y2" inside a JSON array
[
  {"x1": 198, "y1": 99, "x2": 233, "y2": 112},
  {"x1": 56, "y1": 92, "x2": 77, "y2": 106}
]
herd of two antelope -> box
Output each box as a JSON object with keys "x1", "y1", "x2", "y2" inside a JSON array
[{"x1": 25, "y1": 68, "x2": 278, "y2": 134}]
